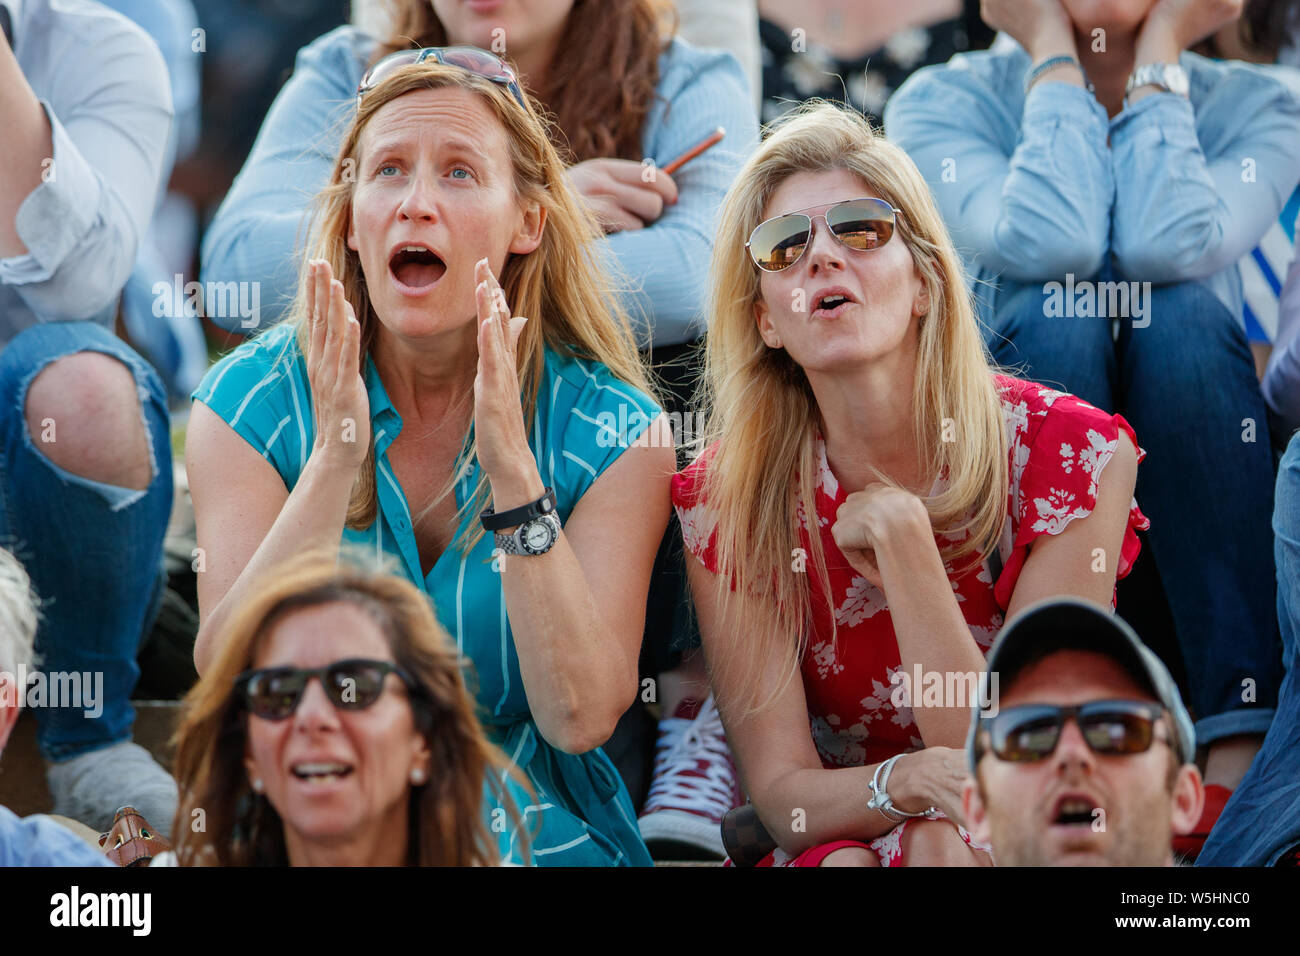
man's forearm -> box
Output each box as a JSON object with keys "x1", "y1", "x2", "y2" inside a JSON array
[{"x1": 0, "y1": 30, "x2": 52, "y2": 257}]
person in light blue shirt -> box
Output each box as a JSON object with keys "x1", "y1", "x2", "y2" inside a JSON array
[
  {"x1": 0, "y1": 547, "x2": 114, "y2": 867},
  {"x1": 886, "y1": 0, "x2": 1300, "y2": 852},
  {"x1": 0, "y1": 0, "x2": 179, "y2": 837},
  {"x1": 200, "y1": 3, "x2": 758, "y2": 345},
  {"x1": 100, "y1": 0, "x2": 208, "y2": 400},
  {"x1": 187, "y1": 51, "x2": 676, "y2": 865},
  {"x1": 1199, "y1": 429, "x2": 1300, "y2": 866}
]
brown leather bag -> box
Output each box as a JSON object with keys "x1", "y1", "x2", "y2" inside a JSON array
[
  {"x1": 98, "y1": 806, "x2": 172, "y2": 867},
  {"x1": 720, "y1": 803, "x2": 779, "y2": 867}
]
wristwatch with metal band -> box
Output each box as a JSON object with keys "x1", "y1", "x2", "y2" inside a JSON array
[
  {"x1": 1125, "y1": 62, "x2": 1190, "y2": 104},
  {"x1": 495, "y1": 512, "x2": 561, "y2": 556}
]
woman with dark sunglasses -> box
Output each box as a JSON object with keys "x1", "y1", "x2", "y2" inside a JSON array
[
  {"x1": 168, "y1": 554, "x2": 530, "y2": 866},
  {"x1": 673, "y1": 101, "x2": 1148, "y2": 866},
  {"x1": 186, "y1": 55, "x2": 676, "y2": 865}
]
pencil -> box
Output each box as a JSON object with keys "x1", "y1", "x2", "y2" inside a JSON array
[{"x1": 661, "y1": 127, "x2": 726, "y2": 175}]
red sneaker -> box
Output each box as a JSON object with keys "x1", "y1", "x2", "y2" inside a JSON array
[
  {"x1": 1172, "y1": 784, "x2": 1232, "y2": 862},
  {"x1": 638, "y1": 695, "x2": 743, "y2": 860}
]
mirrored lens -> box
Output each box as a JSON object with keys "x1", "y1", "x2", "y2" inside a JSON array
[
  {"x1": 749, "y1": 215, "x2": 812, "y2": 272},
  {"x1": 826, "y1": 199, "x2": 895, "y2": 250},
  {"x1": 994, "y1": 709, "x2": 1062, "y2": 761},
  {"x1": 1079, "y1": 706, "x2": 1155, "y2": 755}
]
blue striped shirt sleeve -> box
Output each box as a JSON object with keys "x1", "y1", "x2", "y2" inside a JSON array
[{"x1": 554, "y1": 357, "x2": 662, "y2": 505}]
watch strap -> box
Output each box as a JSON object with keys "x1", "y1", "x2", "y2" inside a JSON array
[{"x1": 481, "y1": 487, "x2": 556, "y2": 532}]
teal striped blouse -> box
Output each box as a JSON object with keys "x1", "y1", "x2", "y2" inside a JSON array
[{"x1": 193, "y1": 321, "x2": 662, "y2": 866}]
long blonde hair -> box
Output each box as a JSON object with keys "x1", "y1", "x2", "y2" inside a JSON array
[
  {"x1": 286, "y1": 62, "x2": 654, "y2": 552},
  {"x1": 696, "y1": 102, "x2": 1009, "y2": 715}
]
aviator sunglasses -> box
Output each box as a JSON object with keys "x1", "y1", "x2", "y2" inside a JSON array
[
  {"x1": 235, "y1": 659, "x2": 418, "y2": 721},
  {"x1": 746, "y1": 196, "x2": 902, "y2": 273},
  {"x1": 357, "y1": 46, "x2": 527, "y2": 109},
  {"x1": 976, "y1": 700, "x2": 1171, "y2": 763}
]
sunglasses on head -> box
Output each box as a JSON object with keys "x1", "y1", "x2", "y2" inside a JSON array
[
  {"x1": 235, "y1": 658, "x2": 417, "y2": 721},
  {"x1": 977, "y1": 700, "x2": 1170, "y2": 763},
  {"x1": 746, "y1": 196, "x2": 902, "y2": 273},
  {"x1": 357, "y1": 46, "x2": 527, "y2": 109}
]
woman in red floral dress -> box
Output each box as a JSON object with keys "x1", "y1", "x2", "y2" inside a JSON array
[{"x1": 676, "y1": 101, "x2": 1149, "y2": 866}]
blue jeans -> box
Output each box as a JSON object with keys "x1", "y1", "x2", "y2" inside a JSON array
[
  {"x1": 0, "y1": 322, "x2": 172, "y2": 760},
  {"x1": 1199, "y1": 433, "x2": 1300, "y2": 866},
  {"x1": 989, "y1": 278, "x2": 1281, "y2": 747}
]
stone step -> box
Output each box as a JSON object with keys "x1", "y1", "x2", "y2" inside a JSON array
[{"x1": 0, "y1": 701, "x2": 181, "y2": 817}]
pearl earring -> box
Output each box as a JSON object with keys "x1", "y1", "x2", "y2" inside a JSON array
[
  {"x1": 410, "y1": 768, "x2": 426, "y2": 785},
  {"x1": 251, "y1": 778, "x2": 264, "y2": 793}
]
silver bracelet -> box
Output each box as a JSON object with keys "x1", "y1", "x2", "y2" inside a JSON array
[{"x1": 867, "y1": 753, "x2": 941, "y2": 821}]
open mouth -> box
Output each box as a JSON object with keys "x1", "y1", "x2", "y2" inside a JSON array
[
  {"x1": 291, "y1": 761, "x2": 354, "y2": 784},
  {"x1": 1051, "y1": 794, "x2": 1100, "y2": 827},
  {"x1": 388, "y1": 244, "x2": 446, "y2": 293},
  {"x1": 811, "y1": 289, "x2": 856, "y2": 318}
]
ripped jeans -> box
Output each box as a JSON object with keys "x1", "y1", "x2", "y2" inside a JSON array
[{"x1": 0, "y1": 321, "x2": 172, "y2": 760}]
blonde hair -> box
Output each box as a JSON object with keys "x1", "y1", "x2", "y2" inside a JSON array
[
  {"x1": 695, "y1": 101, "x2": 1009, "y2": 715},
  {"x1": 170, "y1": 551, "x2": 533, "y2": 866},
  {"x1": 284, "y1": 61, "x2": 654, "y2": 552}
]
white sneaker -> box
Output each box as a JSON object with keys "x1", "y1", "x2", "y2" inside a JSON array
[
  {"x1": 638, "y1": 695, "x2": 742, "y2": 859},
  {"x1": 47, "y1": 740, "x2": 178, "y2": 839}
]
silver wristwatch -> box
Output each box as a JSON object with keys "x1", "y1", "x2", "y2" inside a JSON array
[
  {"x1": 494, "y1": 512, "x2": 561, "y2": 556},
  {"x1": 1125, "y1": 62, "x2": 1189, "y2": 104}
]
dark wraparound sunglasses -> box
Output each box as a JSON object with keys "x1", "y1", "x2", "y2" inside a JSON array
[
  {"x1": 746, "y1": 197, "x2": 902, "y2": 273},
  {"x1": 976, "y1": 700, "x2": 1171, "y2": 762},
  {"x1": 236, "y1": 659, "x2": 417, "y2": 721},
  {"x1": 357, "y1": 46, "x2": 527, "y2": 109}
]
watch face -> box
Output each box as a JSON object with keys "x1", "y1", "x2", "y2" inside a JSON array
[{"x1": 522, "y1": 518, "x2": 556, "y2": 554}]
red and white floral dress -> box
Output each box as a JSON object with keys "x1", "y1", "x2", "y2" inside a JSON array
[{"x1": 671, "y1": 375, "x2": 1150, "y2": 866}]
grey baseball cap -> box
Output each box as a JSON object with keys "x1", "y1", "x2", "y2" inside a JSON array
[{"x1": 965, "y1": 597, "x2": 1197, "y2": 771}]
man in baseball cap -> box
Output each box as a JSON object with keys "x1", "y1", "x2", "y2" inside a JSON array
[{"x1": 962, "y1": 597, "x2": 1204, "y2": 866}]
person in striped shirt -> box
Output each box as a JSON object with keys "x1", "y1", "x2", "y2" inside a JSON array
[{"x1": 186, "y1": 54, "x2": 675, "y2": 865}]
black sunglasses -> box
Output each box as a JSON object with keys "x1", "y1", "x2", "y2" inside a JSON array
[
  {"x1": 746, "y1": 196, "x2": 902, "y2": 273},
  {"x1": 235, "y1": 658, "x2": 417, "y2": 721},
  {"x1": 977, "y1": 700, "x2": 1171, "y2": 763},
  {"x1": 357, "y1": 46, "x2": 527, "y2": 109}
]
